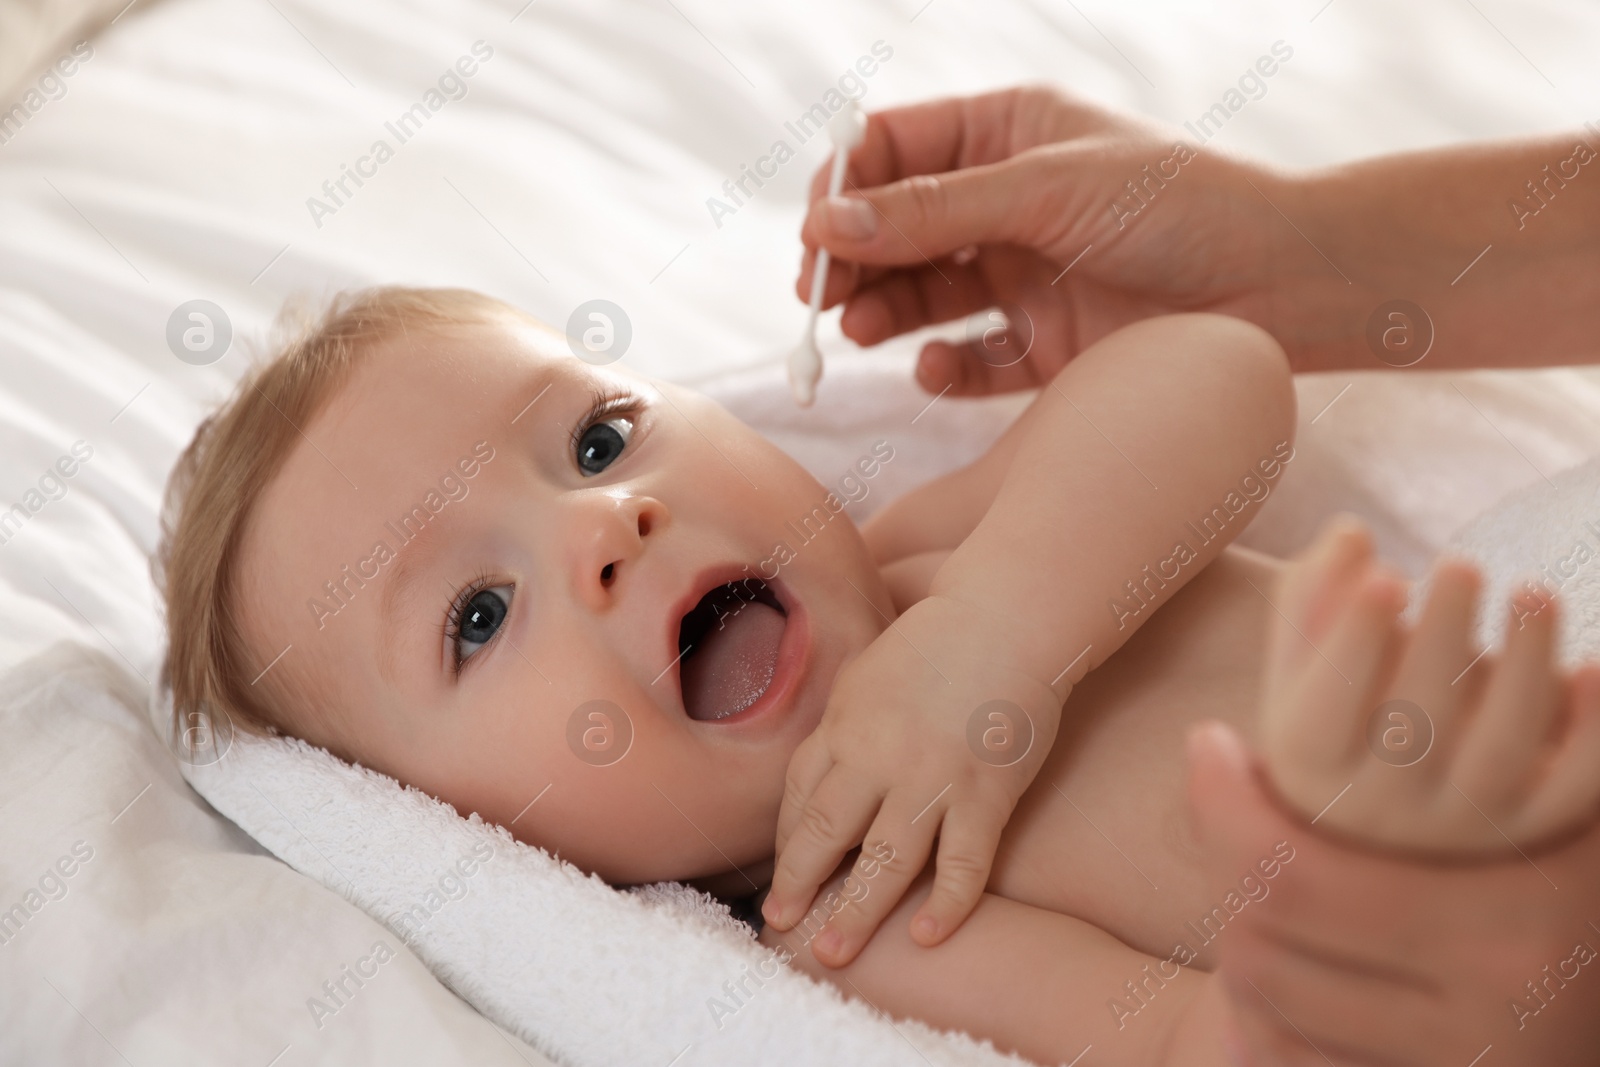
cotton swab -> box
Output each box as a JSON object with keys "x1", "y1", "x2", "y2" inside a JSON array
[{"x1": 789, "y1": 101, "x2": 868, "y2": 407}]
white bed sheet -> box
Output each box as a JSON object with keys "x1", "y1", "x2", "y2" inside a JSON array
[{"x1": 3, "y1": 0, "x2": 1600, "y2": 1062}]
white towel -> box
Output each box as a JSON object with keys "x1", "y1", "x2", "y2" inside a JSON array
[
  {"x1": 159, "y1": 724, "x2": 1036, "y2": 1067},
  {"x1": 1437, "y1": 452, "x2": 1600, "y2": 667}
]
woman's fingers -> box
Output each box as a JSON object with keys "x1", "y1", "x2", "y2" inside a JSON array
[
  {"x1": 801, "y1": 85, "x2": 1110, "y2": 212},
  {"x1": 915, "y1": 338, "x2": 1056, "y2": 396},
  {"x1": 834, "y1": 260, "x2": 996, "y2": 346},
  {"x1": 800, "y1": 151, "x2": 1060, "y2": 268}
]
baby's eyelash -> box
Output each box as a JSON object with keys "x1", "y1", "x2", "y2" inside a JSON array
[
  {"x1": 568, "y1": 387, "x2": 642, "y2": 453},
  {"x1": 443, "y1": 568, "x2": 497, "y2": 676}
]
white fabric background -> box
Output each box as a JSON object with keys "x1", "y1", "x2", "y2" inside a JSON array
[{"x1": 2, "y1": 0, "x2": 1599, "y2": 1063}]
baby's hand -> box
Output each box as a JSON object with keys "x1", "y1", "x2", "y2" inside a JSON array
[
  {"x1": 761, "y1": 594, "x2": 1061, "y2": 967},
  {"x1": 1259, "y1": 515, "x2": 1600, "y2": 854}
]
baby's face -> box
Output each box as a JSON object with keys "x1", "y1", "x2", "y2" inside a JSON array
[{"x1": 235, "y1": 319, "x2": 891, "y2": 887}]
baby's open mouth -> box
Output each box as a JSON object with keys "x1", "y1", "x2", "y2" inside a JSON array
[{"x1": 676, "y1": 577, "x2": 788, "y2": 721}]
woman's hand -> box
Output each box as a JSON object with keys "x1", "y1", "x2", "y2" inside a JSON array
[
  {"x1": 795, "y1": 85, "x2": 1311, "y2": 394},
  {"x1": 799, "y1": 86, "x2": 1600, "y2": 380},
  {"x1": 1187, "y1": 720, "x2": 1600, "y2": 1066}
]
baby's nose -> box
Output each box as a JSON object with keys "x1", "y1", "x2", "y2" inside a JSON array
[{"x1": 567, "y1": 493, "x2": 667, "y2": 612}]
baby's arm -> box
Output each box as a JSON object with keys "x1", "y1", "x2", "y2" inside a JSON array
[
  {"x1": 759, "y1": 860, "x2": 1241, "y2": 1067},
  {"x1": 919, "y1": 311, "x2": 1295, "y2": 698},
  {"x1": 767, "y1": 312, "x2": 1298, "y2": 965}
]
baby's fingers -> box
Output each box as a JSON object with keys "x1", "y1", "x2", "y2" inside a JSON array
[
  {"x1": 909, "y1": 803, "x2": 1007, "y2": 946},
  {"x1": 773, "y1": 734, "x2": 833, "y2": 859},
  {"x1": 764, "y1": 772, "x2": 879, "y2": 932},
  {"x1": 804, "y1": 793, "x2": 934, "y2": 968}
]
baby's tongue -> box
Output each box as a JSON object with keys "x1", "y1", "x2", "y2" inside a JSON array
[{"x1": 680, "y1": 601, "x2": 786, "y2": 721}]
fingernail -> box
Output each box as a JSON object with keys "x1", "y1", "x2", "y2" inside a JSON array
[
  {"x1": 912, "y1": 915, "x2": 938, "y2": 941},
  {"x1": 761, "y1": 895, "x2": 781, "y2": 925},
  {"x1": 823, "y1": 196, "x2": 876, "y2": 240},
  {"x1": 841, "y1": 292, "x2": 889, "y2": 343},
  {"x1": 814, "y1": 927, "x2": 843, "y2": 957}
]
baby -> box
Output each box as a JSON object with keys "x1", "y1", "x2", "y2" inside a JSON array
[{"x1": 157, "y1": 287, "x2": 1600, "y2": 1065}]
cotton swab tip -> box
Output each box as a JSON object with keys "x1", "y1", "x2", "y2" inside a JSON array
[
  {"x1": 829, "y1": 102, "x2": 867, "y2": 151},
  {"x1": 788, "y1": 339, "x2": 820, "y2": 407},
  {"x1": 788, "y1": 102, "x2": 864, "y2": 409}
]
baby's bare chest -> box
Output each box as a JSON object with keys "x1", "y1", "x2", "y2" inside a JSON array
[{"x1": 985, "y1": 548, "x2": 1280, "y2": 966}]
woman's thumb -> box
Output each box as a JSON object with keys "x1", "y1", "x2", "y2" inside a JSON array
[{"x1": 1185, "y1": 720, "x2": 1294, "y2": 861}]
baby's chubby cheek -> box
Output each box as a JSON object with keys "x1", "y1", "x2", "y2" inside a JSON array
[
  {"x1": 445, "y1": 646, "x2": 803, "y2": 885},
  {"x1": 517, "y1": 726, "x2": 799, "y2": 884}
]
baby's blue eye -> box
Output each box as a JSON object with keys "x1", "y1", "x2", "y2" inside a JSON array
[
  {"x1": 453, "y1": 585, "x2": 512, "y2": 666},
  {"x1": 576, "y1": 416, "x2": 633, "y2": 476}
]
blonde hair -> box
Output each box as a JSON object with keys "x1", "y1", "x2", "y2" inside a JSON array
[{"x1": 156, "y1": 286, "x2": 530, "y2": 756}]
